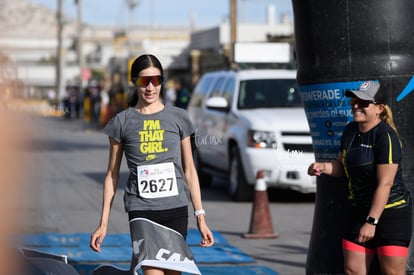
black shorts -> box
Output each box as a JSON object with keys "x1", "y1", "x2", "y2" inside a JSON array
[
  {"x1": 343, "y1": 205, "x2": 412, "y2": 250},
  {"x1": 128, "y1": 206, "x2": 189, "y2": 239}
]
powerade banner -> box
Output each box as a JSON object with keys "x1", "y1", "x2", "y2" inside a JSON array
[
  {"x1": 300, "y1": 81, "x2": 367, "y2": 161},
  {"x1": 129, "y1": 218, "x2": 201, "y2": 275}
]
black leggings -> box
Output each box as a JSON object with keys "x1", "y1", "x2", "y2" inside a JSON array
[{"x1": 128, "y1": 206, "x2": 189, "y2": 239}]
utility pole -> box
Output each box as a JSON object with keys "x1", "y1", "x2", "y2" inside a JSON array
[
  {"x1": 127, "y1": 0, "x2": 139, "y2": 58},
  {"x1": 76, "y1": 0, "x2": 85, "y2": 87},
  {"x1": 56, "y1": 0, "x2": 64, "y2": 100},
  {"x1": 230, "y1": 0, "x2": 237, "y2": 67}
]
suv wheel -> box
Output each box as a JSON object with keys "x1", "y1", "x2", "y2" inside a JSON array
[
  {"x1": 192, "y1": 144, "x2": 212, "y2": 188},
  {"x1": 229, "y1": 146, "x2": 253, "y2": 201}
]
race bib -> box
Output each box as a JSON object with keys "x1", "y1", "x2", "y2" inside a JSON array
[{"x1": 137, "y1": 162, "x2": 178, "y2": 199}]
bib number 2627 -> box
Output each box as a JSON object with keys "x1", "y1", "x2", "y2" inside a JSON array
[{"x1": 137, "y1": 162, "x2": 178, "y2": 199}]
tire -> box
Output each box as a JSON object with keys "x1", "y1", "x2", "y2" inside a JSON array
[{"x1": 228, "y1": 146, "x2": 253, "y2": 201}]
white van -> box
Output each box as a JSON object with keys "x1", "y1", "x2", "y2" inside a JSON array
[{"x1": 188, "y1": 69, "x2": 316, "y2": 201}]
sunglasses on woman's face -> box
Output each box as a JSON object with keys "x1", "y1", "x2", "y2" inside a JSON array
[
  {"x1": 350, "y1": 97, "x2": 375, "y2": 108},
  {"x1": 134, "y1": 75, "x2": 164, "y2": 87}
]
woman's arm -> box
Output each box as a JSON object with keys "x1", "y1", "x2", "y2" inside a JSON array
[
  {"x1": 369, "y1": 164, "x2": 397, "y2": 219},
  {"x1": 181, "y1": 136, "x2": 214, "y2": 247},
  {"x1": 90, "y1": 137, "x2": 123, "y2": 252},
  {"x1": 307, "y1": 152, "x2": 346, "y2": 177},
  {"x1": 357, "y1": 164, "x2": 397, "y2": 243}
]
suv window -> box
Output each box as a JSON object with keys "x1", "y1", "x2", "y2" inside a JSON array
[
  {"x1": 237, "y1": 79, "x2": 302, "y2": 109},
  {"x1": 222, "y1": 78, "x2": 235, "y2": 107},
  {"x1": 191, "y1": 75, "x2": 216, "y2": 108},
  {"x1": 208, "y1": 77, "x2": 227, "y2": 98}
]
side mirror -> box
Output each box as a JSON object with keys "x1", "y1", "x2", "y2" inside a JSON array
[{"x1": 205, "y1": 97, "x2": 229, "y2": 111}]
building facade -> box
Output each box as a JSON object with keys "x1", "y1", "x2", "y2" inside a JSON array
[{"x1": 0, "y1": 0, "x2": 294, "y2": 99}]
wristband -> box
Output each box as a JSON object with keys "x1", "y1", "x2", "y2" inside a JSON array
[
  {"x1": 194, "y1": 209, "x2": 206, "y2": 217},
  {"x1": 365, "y1": 216, "x2": 378, "y2": 225}
]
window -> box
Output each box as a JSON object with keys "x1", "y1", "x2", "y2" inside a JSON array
[
  {"x1": 222, "y1": 78, "x2": 235, "y2": 107},
  {"x1": 238, "y1": 79, "x2": 302, "y2": 109},
  {"x1": 208, "y1": 77, "x2": 226, "y2": 98},
  {"x1": 191, "y1": 75, "x2": 216, "y2": 108}
]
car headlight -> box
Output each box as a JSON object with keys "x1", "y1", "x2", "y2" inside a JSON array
[{"x1": 248, "y1": 130, "x2": 277, "y2": 148}]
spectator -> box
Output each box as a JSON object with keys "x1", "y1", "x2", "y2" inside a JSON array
[{"x1": 175, "y1": 79, "x2": 190, "y2": 109}]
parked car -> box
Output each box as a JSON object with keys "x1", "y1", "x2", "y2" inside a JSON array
[{"x1": 187, "y1": 69, "x2": 316, "y2": 201}]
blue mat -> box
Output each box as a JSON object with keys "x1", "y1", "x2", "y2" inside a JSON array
[
  {"x1": 19, "y1": 230, "x2": 278, "y2": 275},
  {"x1": 20, "y1": 232, "x2": 131, "y2": 247},
  {"x1": 74, "y1": 264, "x2": 279, "y2": 275},
  {"x1": 192, "y1": 246, "x2": 254, "y2": 264},
  {"x1": 29, "y1": 246, "x2": 132, "y2": 263},
  {"x1": 23, "y1": 243, "x2": 253, "y2": 265},
  {"x1": 20, "y1": 230, "x2": 251, "y2": 264},
  {"x1": 197, "y1": 265, "x2": 279, "y2": 275},
  {"x1": 187, "y1": 229, "x2": 228, "y2": 245},
  {"x1": 20, "y1": 229, "x2": 228, "y2": 247}
]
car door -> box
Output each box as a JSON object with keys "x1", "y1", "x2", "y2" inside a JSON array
[
  {"x1": 201, "y1": 76, "x2": 235, "y2": 169},
  {"x1": 212, "y1": 77, "x2": 236, "y2": 169},
  {"x1": 197, "y1": 75, "x2": 229, "y2": 168}
]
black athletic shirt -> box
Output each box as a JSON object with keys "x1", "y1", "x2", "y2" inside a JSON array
[{"x1": 340, "y1": 121, "x2": 410, "y2": 209}]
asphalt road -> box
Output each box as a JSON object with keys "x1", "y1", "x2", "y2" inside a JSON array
[{"x1": 16, "y1": 114, "x2": 315, "y2": 275}]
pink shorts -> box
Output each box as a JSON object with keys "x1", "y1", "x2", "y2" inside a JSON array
[{"x1": 343, "y1": 239, "x2": 409, "y2": 256}]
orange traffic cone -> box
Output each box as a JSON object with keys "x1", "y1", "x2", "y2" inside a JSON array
[{"x1": 243, "y1": 170, "x2": 278, "y2": 239}]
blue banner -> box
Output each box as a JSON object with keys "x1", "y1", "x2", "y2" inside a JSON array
[{"x1": 300, "y1": 81, "x2": 370, "y2": 161}]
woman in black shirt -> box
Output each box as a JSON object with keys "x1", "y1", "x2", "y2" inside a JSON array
[{"x1": 308, "y1": 81, "x2": 412, "y2": 274}]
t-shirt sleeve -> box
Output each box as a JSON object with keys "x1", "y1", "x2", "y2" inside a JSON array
[
  {"x1": 375, "y1": 127, "x2": 402, "y2": 164},
  {"x1": 102, "y1": 115, "x2": 123, "y2": 143},
  {"x1": 179, "y1": 110, "x2": 195, "y2": 139}
]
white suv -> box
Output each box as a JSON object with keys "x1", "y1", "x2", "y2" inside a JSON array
[{"x1": 188, "y1": 69, "x2": 316, "y2": 201}]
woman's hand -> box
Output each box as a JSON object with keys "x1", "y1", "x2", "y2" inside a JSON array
[
  {"x1": 196, "y1": 215, "x2": 214, "y2": 247},
  {"x1": 357, "y1": 223, "x2": 376, "y2": 244},
  {"x1": 308, "y1": 162, "x2": 326, "y2": 176},
  {"x1": 90, "y1": 226, "x2": 107, "y2": 252}
]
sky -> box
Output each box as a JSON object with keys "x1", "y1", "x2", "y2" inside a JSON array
[{"x1": 29, "y1": 0, "x2": 294, "y2": 29}]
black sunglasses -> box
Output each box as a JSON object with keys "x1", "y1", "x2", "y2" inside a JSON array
[
  {"x1": 350, "y1": 97, "x2": 375, "y2": 108},
  {"x1": 133, "y1": 75, "x2": 164, "y2": 87}
]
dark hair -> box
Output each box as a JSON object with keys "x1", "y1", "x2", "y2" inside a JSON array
[
  {"x1": 129, "y1": 54, "x2": 164, "y2": 106},
  {"x1": 130, "y1": 54, "x2": 164, "y2": 80}
]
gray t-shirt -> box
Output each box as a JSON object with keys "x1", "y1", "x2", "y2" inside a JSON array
[{"x1": 103, "y1": 105, "x2": 195, "y2": 212}]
